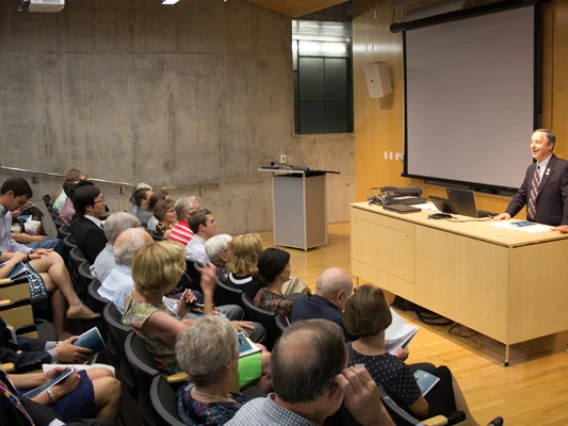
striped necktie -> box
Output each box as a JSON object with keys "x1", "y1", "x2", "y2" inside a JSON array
[{"x1": 527, "y1": 165, "x2": 540, "y2": 221}]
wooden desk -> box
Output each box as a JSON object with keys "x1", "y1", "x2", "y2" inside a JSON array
[{"x1": 350, "y1": 202, "x2": 568, "y2": 365}]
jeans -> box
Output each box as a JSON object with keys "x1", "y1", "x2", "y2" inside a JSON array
[{"x1": 27, "y1": 237, "x2": 67, "y2": 260}]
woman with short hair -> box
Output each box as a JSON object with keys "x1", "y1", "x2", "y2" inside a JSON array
[
  {"x1": 344, "y1": 285, "x2": 503, "y2": 426},
  {"x1": 153, "y1": 198, "x2": 176, "y2": 239},
  {"x1": 176, "y1": 316, "x2": 246, "y2": 425},
  {"x1": 253, "y1": 248, "x2": 298, "y2": 318}
]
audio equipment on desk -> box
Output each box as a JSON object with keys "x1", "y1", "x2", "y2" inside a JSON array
[{"x1": 368, "y1": 186, "x2": 427, "y2": 206}]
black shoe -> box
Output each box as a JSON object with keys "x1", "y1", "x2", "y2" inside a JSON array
[{"x1": 488, "y1": 416, "x2": 504, "y2": 426}]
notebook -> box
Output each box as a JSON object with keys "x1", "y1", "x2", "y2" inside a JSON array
[
  {"x1": 383, "y1": 204, "x2": 421, "y2": 214},
  {"x1": 414, "y1": 369, "x2": 440, "y2": 396}
]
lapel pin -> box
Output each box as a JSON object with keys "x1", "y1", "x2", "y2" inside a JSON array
[{"x1": 546, "y1": 168, "x2": 550, "y2": 176}]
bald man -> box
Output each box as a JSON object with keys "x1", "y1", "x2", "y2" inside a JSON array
[
  {"x1": 226, "y1": 319, "x2": 394, "y2": 426},
  {"x1": 98, "y1": 228, "x2": 154, "y2": 314},
  {"x1": 290, "y1": 267, "x2": 355, "y2": 340}
]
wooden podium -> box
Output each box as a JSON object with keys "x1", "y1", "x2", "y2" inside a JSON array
[{"x1": 259, "y1": 167, "x2": 339, "y2": 252}]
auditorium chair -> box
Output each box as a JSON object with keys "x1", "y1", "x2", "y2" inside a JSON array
[
  {"x1": 274, "y1": 313, "x2": 288, "y2": 339},
  {"x1": 213, "y1": 278, "x2": 243, "y2": 308},
  {"x1": 241, "y1": 293, "x2": 278, "y2": 350}
]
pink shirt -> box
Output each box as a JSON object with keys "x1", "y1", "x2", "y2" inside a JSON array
[
  {"x1": 59, "y1": 198, "x2": 76, "y2": 226},
  {"x1": 169, "y1": 219, "x2": 193, "y2": 246}
]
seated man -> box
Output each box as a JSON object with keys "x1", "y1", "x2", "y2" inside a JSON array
[
  {"x1": 226, "y1": 319, "x2": 395, "y2": 426},
  {"x1": 99, "y1": 228, "x2": 154, "y2": 313},
  {"x1": 90, "y1": 212, "x2": 141, "y2": 282},
  {"x1": 291, "y1": 268, "x2": 355, "y2": 340},
  {"x1": 170, "y1": 196, "x2": 200, "y2": 246},
  {"x1": 0, "y1": 318, "x2": 93, "y2": 369},
  {"x1": 185, "y1": 208, "x2": 217, "y2": 265},
  {"x1": 70, "y1": 181, "x2": 108, "y2": 264},
  {"x1": 130, "y1": 186, "x2": 153, "y2": 226}
]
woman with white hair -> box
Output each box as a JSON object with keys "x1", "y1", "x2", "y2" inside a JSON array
[
  {"x1": 176, "y1": 316, "x2": 246, "y2": 425},
  {"x1": 205, "y1": 234, "x2": 232, "y2": 283}
]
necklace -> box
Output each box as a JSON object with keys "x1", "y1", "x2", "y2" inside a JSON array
[
  {"x1": 192, "y1": 388, "x2": 240, "y2": 406},
  {"x1": 356, "y1": 339, "x2": 386, "y2": 355}
]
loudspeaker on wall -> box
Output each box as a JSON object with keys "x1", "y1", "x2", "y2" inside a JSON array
[{"x1": 364, "y1": 62, "x2": 392, "y2": 98}]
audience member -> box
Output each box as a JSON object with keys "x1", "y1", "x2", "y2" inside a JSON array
[
  {"x1": 253, "y1": 248, "x2": 301, "y2": 318},
  {"x1": 122, "y1": 241, "x2": 268, "y2": 382},
  {"x1": 0, "y1": 318, "x2": 92, "y2": 367},
  {"x1": 129, "y1": 183, "x2": 151, "y2": 213},
  {"x1": 51, "y1": 168, "x2": 87, "y2": 213},
  {"x1": 130, "y1": 186, "x2": 153, "y2": 226},
  {"x1": 69, "y1": 181, "x2": 108, "y2": 264},
  {"x1": 60, "y1": 178, "x2": 81, "y2": 226},
  {"x1": 7, "y1": 366, "x2": 121, "y2": 423},
  {"x1": 225, "y1": 233, "x2": 262, "y2": 299},
  {"x1": 0, "y1": 178, "x2": 99, "y2": 337},
  {"x1": 344, "y1": 285, "x2": 503, "y2": 426},
  {"x1": 291, "y1": 267, "x2": 355, "y2": 340},
  {"x1": 0, "y1": 365, "x2": 117, "y2": 426},
  {"x1": 153, "y1": 198, "x2": 176, "y2": 239},
  {"x1": 145, "y1": 190, "x2": 169, "y2": 232},
  {"x1": 98, "y1": 228, "x2": 154, "y2": 313},
  {"x1": 186, "y1": 208, "x2": 218, "y2": 264},
  {"x1": 176, "y1": 316, "x2": 271, "y2": 424},
  {"x1": 170, "y1": 196, "x2": 200, "y2": 246},
  {"x1": 90, "y1": 212, "x2": 140, "y2": 282},
  {"x1": 205, "y1": 233, "x2": 232, "y2": 284},
  {"x1": 226, "y1": 319, "x2": 395, "y2": 426}
]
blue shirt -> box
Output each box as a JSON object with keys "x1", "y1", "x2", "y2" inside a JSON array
[{"x1": 0, "y1": 205, "x2": 32, "y2": 255}]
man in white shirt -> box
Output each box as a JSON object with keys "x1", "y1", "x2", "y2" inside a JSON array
[{"x1": 185, "y1": 208, "x2": 217, "y2": 264}]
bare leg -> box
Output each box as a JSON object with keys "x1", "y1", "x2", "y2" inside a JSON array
[
  {"x1": 29, "y1": 252, "x2": 94, "y2": 314},
  {"x1": 87, "y1": 369, "x2": 122, "y2": 420},
  {"x1": 452, "y1": 375, "x2": 481, "y2": 426}
]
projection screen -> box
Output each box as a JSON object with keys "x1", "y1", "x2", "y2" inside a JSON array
[{"x1": 404, "y1": 6, "x2": 536, "y2": 189}]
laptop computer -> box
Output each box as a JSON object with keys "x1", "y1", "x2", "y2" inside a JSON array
[
  {"x1": 446, "y1": 189, "x2": 495, "y2": 218},
  {"x1": 428, "y1": 196, "x2": 457, "y2": 214}
]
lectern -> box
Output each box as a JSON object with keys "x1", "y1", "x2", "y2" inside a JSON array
[{"x1": 258, "y1": 167, "x2": 339, "y2": 252}]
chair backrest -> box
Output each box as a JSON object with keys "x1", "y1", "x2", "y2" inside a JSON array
[
  {"x1": 241, "y1": 293, "x2": 278, "y2": 349},
  {"x1": 69, "y1": 247, "x2": 87, "y2": 268},
  {"x1": 63, "y1": 234, "x2": 77, "y2": 250},
  {"x1": 78, "y1": 261, "x2": 95, "y2": 286},
  {"x1": 150, "y1": 375, "x2": 185, "y2": 426},
  {"x1": 88, "y1": 279, "x2": 109, "y2": 314},
  {"x1": 377, "y1": 385, "x2": 425, "y2": 426},
  {"x1": 102, "y1": 303, "x2": 138, "y2": 400},
  {"x1": 214, "y1": 279, "x2": 244, "y2": 307},
  {"x1": 59, "y1": 225, "x2": 72, "y2": 239},
  {"x1": 274, "y1": 313, "x2": 289, "y2": 339}
]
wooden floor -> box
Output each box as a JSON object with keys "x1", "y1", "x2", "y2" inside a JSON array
[{"x1": 259, "y1": 222, "x2": 568, "y2": 426}]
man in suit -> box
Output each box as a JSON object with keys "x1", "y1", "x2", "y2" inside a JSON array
[
  {"x1": 494, "y1": 129, "x2": 568, "y2": 226},
  {"x1": 70, "y1": 181, "x2": 108, "y2": 264}
]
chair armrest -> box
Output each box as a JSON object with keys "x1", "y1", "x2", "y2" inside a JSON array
[
  {"x1": 0, "y1": 299, "x2": 12, "y2": 307},
  {"x1": 2, "y1": 363, "x2": 15, "y2": 373},
  {"x1": 166, "y1": 372, "x2": 188, "y2": 384},
  {"x1": 0, "y1": 279, "x2": 12, "y2": 286}
]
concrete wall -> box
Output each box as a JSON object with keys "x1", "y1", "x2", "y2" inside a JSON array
[{"x1": 0, "y1": 0, "x2": 354, "y2": 235}]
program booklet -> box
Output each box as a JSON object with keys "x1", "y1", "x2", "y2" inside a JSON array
[
  {"x1": 237, "y1": 331, "x2": 261, "y2": 358},
  {"x1": 384, "y1": 308, "x2": 419, "y2": 354},
  {"x1": 0, "y1": 261, "x2": 27, "y2": 280},
  {"x1": 414, "y1": 369, "x2": 440, "y2": 396},
  {"x1": 22, "y1": 368, "x2": 73, "y2": 399},
  {"x1": 73, "y1": 327, "x2": 106, "y2": 354}
]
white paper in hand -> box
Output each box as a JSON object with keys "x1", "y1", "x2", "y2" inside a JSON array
[{"x1": 384, "y1": 308, "x2": 419, "y2": 354}]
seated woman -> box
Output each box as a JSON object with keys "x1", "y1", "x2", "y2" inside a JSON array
[
  {"x1": 253, "y1": 248, "x2": 303, "y2": 318},
  {"x1": 51, "y1": 168, "x2": 87, "y2": 213},
  {"x1": 225, "y1": 234, "x2": 263, "y2": 299},
  {"x1": 153, "y1": 198, "x2": 176, "y2": 239},
  {"x1": 343, "y1": 285, "x2": 503, "y2": 426},
  {"x1": 9, "y1": 366, "x2": 121, "y2": 422},
  {"x1": 146, "y1": 190, "x2": 170, "y2": 232},
  {"x1": 205, "y1": 234, "x2": 233, "y2": 284},
  {"x1": 176, "y1": 315, "x2": 267, "y2": 425},
  {"x1": 122, "y1": 241, "x2": 271, "y2": 391},
  {"x1": 0, "y1": 251, "x2": 99, "y2": 340}
]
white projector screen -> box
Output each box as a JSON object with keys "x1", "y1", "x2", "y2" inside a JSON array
[{"x1": 404, "y1": 6, "x2": 535, "y2": 189}]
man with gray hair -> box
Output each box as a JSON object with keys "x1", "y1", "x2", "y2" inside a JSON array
[
  {"x1": 90, "y1": 212, "x2": 141, "y2": 282},
  {"x1": 226, "y1": 319, "x2": 394, "y2": 426},
  {"x1": 98, "y1": 227, "x2": 153, "y2": 314},
  {"x1": 291, "y1": 268, "x2": 355, "y2": 340},
  {"x1": 170, "y1": 196, "x2": 200, "y2": 246}
]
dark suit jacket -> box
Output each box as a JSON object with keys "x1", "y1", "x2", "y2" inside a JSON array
[
  {"x1": 291, "y1": 295, "x2": 357, "y2": 341},
  {"x1": 505, "y1": 155, "x2": 568, "y2": 226},
  {"x1": 70, "y1": 215, "x2": 108, "y2": 264}
]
